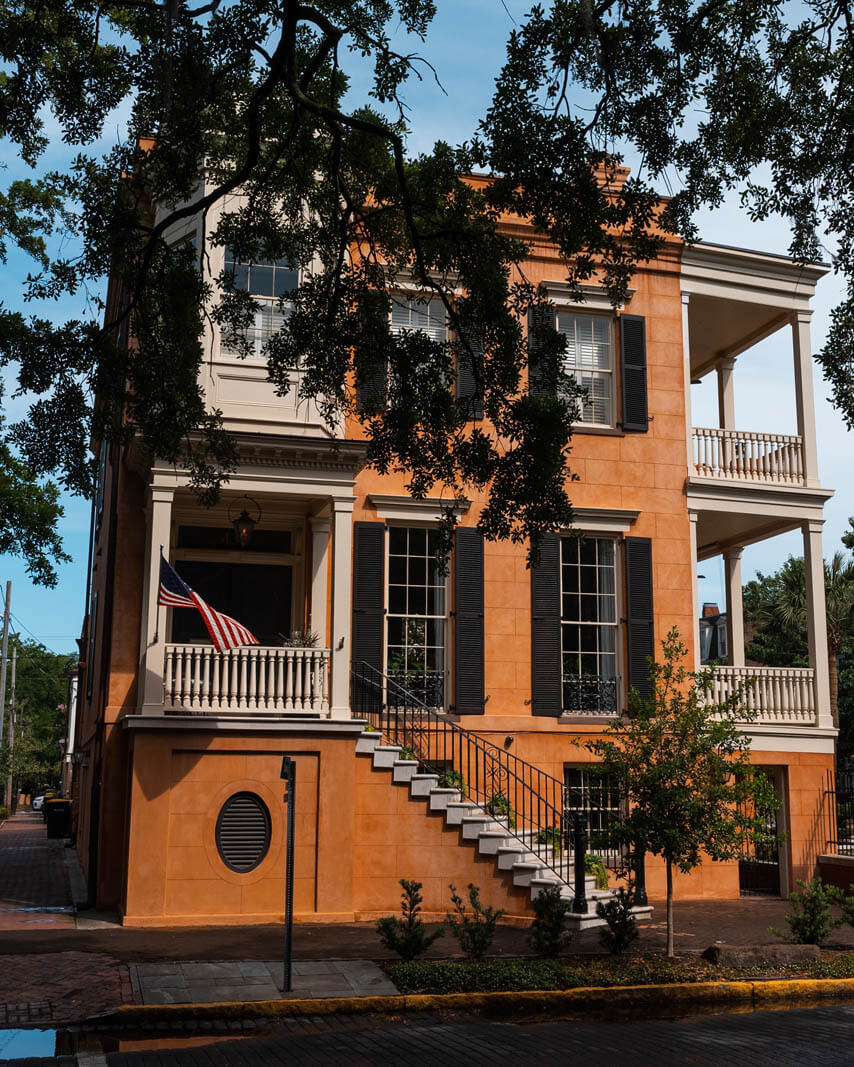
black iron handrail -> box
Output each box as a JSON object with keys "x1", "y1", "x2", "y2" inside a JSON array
[{"x1": 353, "y1": 661, "x2": 582, "y2": 887}]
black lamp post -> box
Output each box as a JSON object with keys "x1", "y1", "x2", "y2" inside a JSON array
[{"x1": 280, "y1": 755, "x2": 296, "y2": 993}]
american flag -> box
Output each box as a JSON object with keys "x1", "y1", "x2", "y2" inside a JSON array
[{"x1": 158, "y1": 556, "x2": 259, "y2": 653}]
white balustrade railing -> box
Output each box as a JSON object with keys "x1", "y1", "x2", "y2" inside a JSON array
[
  {"x1": 706, "y1": 665, "x2": 816, "y2": 725},
  {"x1": 692, "y1": 427, "x2": 805, "y2": 485},
  {"x1": 163, "y1": 645, "x2": 330, "y2": 715}
]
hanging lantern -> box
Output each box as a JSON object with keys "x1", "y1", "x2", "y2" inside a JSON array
[{"x1": 228, "y1": 496, "x2": 262, "y2": 547}]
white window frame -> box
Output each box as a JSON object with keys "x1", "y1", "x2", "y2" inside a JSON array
[
  {"x1": 559, "y1": 534, "x2": 623, "y2": 716},
  {"x1": 389, "y1": 293, "x2": 448, "y2": 344},
  {"x1": 383, "y1": 522, "x2": 451, "y2": 710},
  {"x1": 220, "y1": 248, "x2": 299, "y2": 360},
  {"x1": 556, "y1": 311, "x2": 616, "y2": 428}
]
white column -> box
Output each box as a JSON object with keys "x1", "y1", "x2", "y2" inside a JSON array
[
  {"x1": 792, "y1": 311, "x2": 820, "y2": 487},
  {"x1": 309, "y1": 516, "x2": 330, "y2": 646},
  {"x1": 803, "y1": 519, "x2": 833, "y2": 729},
  {"x1": 689, "y1": 511, "x2": 700, "y2": 671},
  {"x1": 716, "y1": 357, "x2": 737, "y2": 430},
  {"x1": 139, "y1": 485, "x2": 174, "y2": 715},
  {"x1": 682, "y1": 292, "x2": 694, "y2": 472},
  {"x1": 329, "y1": 499, "x2": 354, "y2": 719},
  {"x1": 723, "y1": 548, "x2": 745, "y2": 667}
]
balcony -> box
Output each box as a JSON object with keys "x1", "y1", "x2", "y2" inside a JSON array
[
  {"x1": 705, "y1": 665, "x2": 817, "y2": 726},
  {"x1": 692, "y1": 428, "x2": 805, "y2": 487},
  {"x1": 163, "y1": 645, "x2": 330, "y2": 715}
]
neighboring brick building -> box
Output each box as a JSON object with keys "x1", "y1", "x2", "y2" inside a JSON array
[{"x1": 72, "y1": 178, "x2": 835, "y2": 924}]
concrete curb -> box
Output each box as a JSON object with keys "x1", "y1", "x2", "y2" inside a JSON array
[{"x1": 92, "y1": 976, "x2": 854, "y2": 1026}]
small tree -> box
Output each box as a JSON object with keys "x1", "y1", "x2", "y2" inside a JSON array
[
  {"x1": 527, "y1": 885, "x2": 574, "y2": 957},
  {"x1": 376, "y1": 879, "x2": 444, "y2": 961},
  {"x1": 588, "y1": 628, "x2": 778, "y2": 957},
  {"x1": 446, "y1": 883, "x2": 504, "y2": 959}
]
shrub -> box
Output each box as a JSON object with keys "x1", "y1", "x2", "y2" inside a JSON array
[
  {"x1": 376, "y1": 879, "x2": 444, "y2": 961},
  {"x1": 597, "y1": 886, "x2": 639, "y2": 954},
  {"x1": 0, "y1": 806, "x2": 8, "y2": 820},
  {"x1": 485, "y1": 792, "x2": 515, "y2": 828},
  {"x1": 585, "y1": 854, "x2": 609, "y2": 890},
  {"x1": 397, "y1": 744, "x2": 418, "y2": 762},
  {"x1": 363, "y1": 723, "x2": 379, "y2": 733},
  {"x1": 527, "y1": 885, "x2": 573, "y2": 957},
  {"x1": 536, "y1": 825, "x2": 564, "y2": 851},
  {"x1": 437, "y1": 769, "x2": 465, "y2": 795},
  {"x1": 446, "y1": 883, "x2": 505, "y2": 959},
  {"x1": 773, "y1": 878, "x2": 844, "y2": 945}
]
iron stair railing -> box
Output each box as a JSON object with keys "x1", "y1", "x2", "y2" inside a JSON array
[{"x1": 352, "y1": 662, "x2": 648, "y2": 905}]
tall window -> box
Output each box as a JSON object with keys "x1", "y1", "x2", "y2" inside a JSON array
[
  {"x1": 222, "y1": 247, "x2": 298, "y2": 358},
  {"x1": 390, "y1": 296, "x2": 447, "y2": 342},
  {"x1": 557, "y1": 312, "x2": 613, "y2": 426},
  {"x1": 561, "y1": 536, "x2": 618, "y2": 714},
  {"x1": 386, "y1": 526, "x2": 446, "y2": 707},
  {"x1": 564, "y1": 766, "x2": 624, "y2": 863}
]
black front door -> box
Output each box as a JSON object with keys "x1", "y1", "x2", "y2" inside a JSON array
[{"x1": 171, "y1": 561, "x2": 292, "y2": 647}]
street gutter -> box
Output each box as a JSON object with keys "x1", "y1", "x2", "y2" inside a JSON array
[{"x1": 89, "y1": 976, "x2": 854, "y2": 1026}]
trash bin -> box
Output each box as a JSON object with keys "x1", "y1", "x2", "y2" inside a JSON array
[{"x1": 45, "y1": 799, "x2": 71, "y2": 839}]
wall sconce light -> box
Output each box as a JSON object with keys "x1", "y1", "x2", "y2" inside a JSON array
[{"x1": 228, "y1": 495, "x2": 262, "y2": 547}]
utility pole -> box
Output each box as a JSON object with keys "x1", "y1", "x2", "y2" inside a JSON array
[
  {"x1": 5, "y1": 647, "x2": 14, "y2": 811},
  {"x1": 0, "y1": 581, "x2": 9, "y2": 749}
]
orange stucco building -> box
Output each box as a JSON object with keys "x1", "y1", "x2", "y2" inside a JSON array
[{"x1": 72, "y1": 181, "x2": 837, "y2": 926}]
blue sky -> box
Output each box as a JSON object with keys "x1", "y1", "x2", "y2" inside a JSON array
[{"x1": 1, "y1": 1, "x2": 851, "y2": 653}]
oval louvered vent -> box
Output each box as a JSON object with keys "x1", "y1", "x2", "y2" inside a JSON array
[{"x1": 215, "y1": 792, "x2": 271, "y2": 873}]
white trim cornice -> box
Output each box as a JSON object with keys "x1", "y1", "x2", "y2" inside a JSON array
[
  {"x1": 542, "y1": 281, "x2": 634, "y2": 311},
  {"x1": 367, "y1": 494, "x2": 471, "y2": 522},
  {"x1": 568, "y1": 507, "x2": 640, "y2": 534}
]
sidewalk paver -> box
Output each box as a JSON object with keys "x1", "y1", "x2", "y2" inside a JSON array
[
  {"x1": 0, "y1": 812, "x2": 75, "y2": 931},
  {"x1": 130, "y1": 959, "x2": 398, "y2": 1004}
]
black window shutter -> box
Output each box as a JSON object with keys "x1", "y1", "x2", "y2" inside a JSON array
[
  {"x1": 456, "y1": 337, "x2": 484, "y2": 419},
  {"x1": 528, "y1": 305, "x2": 556, "y2": 397},
  {"x1": 620, "y1": 314, "x2": 648, "y2": 432},
  {"x1": 454, "y1": 527, "x2": 484, "y2": 714},
  {"x1": 355, "y1": 291, "x2": 390, "y2": 414},
  {"x1": 352, "y1": 522, "x2": 385, "y2": 676},
  {"x1": 531, "y1": 533, "x2": 562, "y2": 717},
  {"x1": 355, "y1": 361, "x2": 387, "y2": 415},
  {"x1": 625, "y1": 536, "x2": 655, "y2": 699}
]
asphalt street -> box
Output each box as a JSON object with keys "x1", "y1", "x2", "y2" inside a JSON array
[{"x1": 8, "y1": 1003, "x2": 854, "y2": 1066}]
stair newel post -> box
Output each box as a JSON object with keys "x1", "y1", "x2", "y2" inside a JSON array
[
  {"x1": 634, "y1": 845, "x2": 648, "y2": 906},
  {"x1": 572, "y1": 813, "x2": 589, "y2": 914}
]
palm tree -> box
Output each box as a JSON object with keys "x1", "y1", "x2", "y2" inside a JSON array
[{"x1": 752, "y1": 553, "x2": 854, "y2": 728}]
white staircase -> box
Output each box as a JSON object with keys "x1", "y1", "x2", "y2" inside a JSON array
[{"x1": 356, "y1": 727, "x2": 653, "y2": 930}]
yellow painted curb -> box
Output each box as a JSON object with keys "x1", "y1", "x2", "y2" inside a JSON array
[{"x1": 96, "y1": 976, "x2": 854, "y2": 1027}]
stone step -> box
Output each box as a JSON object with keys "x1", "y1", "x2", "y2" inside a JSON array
[
  {"x1": 391, "y1": 760, "x2": 419, "y2": 784},
  {"x1": 371, "y1": 745, "x2": 403, "y2": 770},
  {"x1": 461, "y1": 815, "x2": 501, "y2": 840},
  {"x1": 355, "y1": 732, "x2": 382, "y2": 755},
  {"x1": 444, "y1": 801, "x2": 481, "y2": 826},
  {"x1": 410, "y1": 774, "x2": 440, "y2": 798},
  {"x1": 476, "y1": 830, "x2": 512, "y2": 856},
  {"x1": 511, "y1": 859, "x2": 548, "y2": 887},
  {"x1": 428, "y1": 788, "x2": 462, "y2": 812}
]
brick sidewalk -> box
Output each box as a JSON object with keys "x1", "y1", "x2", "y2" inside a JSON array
[{"x1": 0, "y1": 812, "x2": 75, "y2": 931}]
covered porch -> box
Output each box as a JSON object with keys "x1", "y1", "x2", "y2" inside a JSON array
[{"x1": 134, "y1": 437, "x2": 364, "y2": 720}]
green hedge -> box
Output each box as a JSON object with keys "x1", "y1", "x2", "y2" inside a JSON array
[
  {"x1": 0, "y1": 806, "x2": 8, "y2": 821},
  {"x1": 385, "y1": 953, "x2": 854, "y2": 995}
]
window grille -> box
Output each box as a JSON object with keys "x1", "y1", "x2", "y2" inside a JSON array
[
  {"x1": 386, "y1": 526, "x2": 447, "y2": 708},
  {"x1": 390, "y1": 296, "x2": 447, "y2": 343},
  {"x1": 564, "y1": 765, "x2": 624, "y2": 865},
  {"x1": 561, "y1": 536, "x2": 618, "y2": 714},
  {"x1": 221, "y1": 247, "x2": 298, "y2": 358},
  {"x1": 557, "y1": 312, "x2": 613, "y2": 425}
]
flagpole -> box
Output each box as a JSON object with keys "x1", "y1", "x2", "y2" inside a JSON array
[{"x1": 154, "y1": 545, "x2": 163, "y2": 644}]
